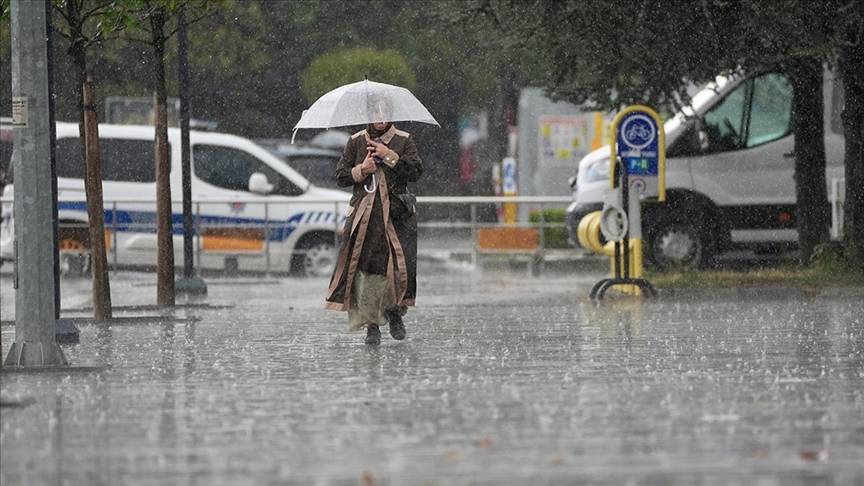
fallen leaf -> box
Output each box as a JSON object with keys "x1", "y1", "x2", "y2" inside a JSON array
[{"x1": 798, "y1": 450, "x2": 829, "y2": 462}]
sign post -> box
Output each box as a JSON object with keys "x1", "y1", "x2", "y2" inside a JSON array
[
  {"x1": 175, "y1": 6, "x2": 207, "y2": 296},
  {"x1": 501, "y1": 156, "x2": 517, "y2": 224},
  {"x1": 590, "y1": 105, "x2": 665, "y2": 300}
]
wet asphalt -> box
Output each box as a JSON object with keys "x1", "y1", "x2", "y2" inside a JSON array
[{"x1": 1, "y1": 263, "x2": 863, "y2": 485}]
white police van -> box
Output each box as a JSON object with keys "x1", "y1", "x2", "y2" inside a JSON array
[
  {"x1": 566, "y1": 70, "x2": 845, "y2": 268},
  {"x1": 0, "y1": 122, "x2": 349, "y2": 276}
]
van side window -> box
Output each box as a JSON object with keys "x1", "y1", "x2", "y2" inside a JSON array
[
  {"x1": 746, "y1": 74, "x2": 792, "y2": 147},
  {"x1": 702, "y1": 81, "x2": 747, "y2": 153},
  {"x1": 700, "y1": 73, "x2": 793, "y2": 154},
  {"x1": 56, "y1": 138, "x2": 160, "y2": 182},
  {"x1": 194, "y1": 145, "x2": 303, "y2": 196}
]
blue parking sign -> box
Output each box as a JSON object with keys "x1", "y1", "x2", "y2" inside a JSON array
[{"x1": 610, "y1": 106, "x2": 665, "y2": 201}]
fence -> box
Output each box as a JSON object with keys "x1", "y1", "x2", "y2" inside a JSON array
[{"x1": 0, "y1": 196, "x2": 581, "y2": 275}]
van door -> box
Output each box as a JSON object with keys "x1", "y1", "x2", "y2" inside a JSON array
[
  {"x1": 192, "y1": 143, "x2": 305, "y2": 271},
  {"x1": 55, "y1": 136, "x2": 161, "y2": 266},
  {"x1": 687, "y1": 73, "x2": 796, "y2": 235}
]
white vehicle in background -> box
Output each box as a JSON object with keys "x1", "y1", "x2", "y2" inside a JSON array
[
  {"x1": 0, "y1": 122, "x2": 349, "y2": 276},
  {"x1": 566, "y1": 70, "x2": 845, "y2": 268}
]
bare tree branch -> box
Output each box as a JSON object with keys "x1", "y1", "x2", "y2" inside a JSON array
[
  {"x1": 164, "y1": 10, "x2": 217, "y2": 39},
  {"x1": 52, "y1": 2, "x2": 73, "y2": 24},
  {"x1": 121, "y1": 35, "x2": 154, "y2": 46},
  {"x1": 82, "y1": 0, "x2": 114, "y2": 20},
  {"x1": 52, "y1": 25, "x2": 73, "y2": 41}
]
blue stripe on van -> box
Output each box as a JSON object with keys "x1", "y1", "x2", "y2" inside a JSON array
[{"x1": 57, "y1": 202, "x2": 343, "y2": 241}]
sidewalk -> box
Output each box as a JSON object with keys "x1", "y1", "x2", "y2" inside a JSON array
[{"x1": 2, "y1": 264, "x2": 863, "y2": 485}]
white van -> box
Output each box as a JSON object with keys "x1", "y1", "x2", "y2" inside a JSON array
[
  {"x1": 0, "y1": 122, "x2": 349, "y2": 276},
  {"x1": 566, "y1": 70, "x2": 845, "y2": 268}
]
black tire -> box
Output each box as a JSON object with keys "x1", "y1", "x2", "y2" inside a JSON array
[
  {"x1": 291, "y1": 233, "x2": 337, "y2": 278},
  {"x1": 646, "y1": 218, "x2": 710, "y2": 271}
]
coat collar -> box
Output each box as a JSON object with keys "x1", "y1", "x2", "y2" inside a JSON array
[{"x1": 364, "y1": 124, "x2": 399, "y2": 144}]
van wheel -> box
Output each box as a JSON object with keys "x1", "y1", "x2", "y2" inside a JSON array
[
  {"x1": 292, "y1": 234, "x2": 337, "y2": 278},
  {"x1": 647, "y1": 220, "x2": 708, "y2": 271}
]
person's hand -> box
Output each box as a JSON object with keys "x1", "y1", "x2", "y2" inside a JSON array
[
  {"x1": 367, "y1": 139, "x2": 395, "y2": 160},
  {"x1": 359, "y1": 152, "x2": 377, "y2": 175}
]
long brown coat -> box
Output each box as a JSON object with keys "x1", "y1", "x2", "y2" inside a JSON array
[{"x1": 324, "y1": 125, "x2": 423, "y2": 312}]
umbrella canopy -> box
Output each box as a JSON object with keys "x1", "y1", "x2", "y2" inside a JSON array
[{"x1": 293, "y1": 80, "x2": 439, "y2": 137}]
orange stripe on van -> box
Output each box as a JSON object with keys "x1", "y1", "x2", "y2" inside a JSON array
[{"x1": 202, "y1": 228, "x2": 265, "y2": 252}]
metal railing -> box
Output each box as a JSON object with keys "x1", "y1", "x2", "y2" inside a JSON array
[{"x1": 1, "y1": 195, "x2": 581, "y2": 274}]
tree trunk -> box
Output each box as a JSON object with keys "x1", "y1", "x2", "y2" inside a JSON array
[
  {"x1": 839, "y1": 34, "x2": 864, "y2": 270},
  {"x1": 789, "y1": 58, "x2": 829, "y2": 264},
  {"x1": 83, "y1": 78, "x2": 112, "y2": 321},
  {"x1": 150, "y1": 8, "x2": 175, "y2": 307},
  {"x1": 65, "y1": 0, "x2": 112, "y2": 321}
]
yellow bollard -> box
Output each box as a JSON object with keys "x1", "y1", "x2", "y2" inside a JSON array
[{"x1": 578, "y1": 212, "x2": 645, "y2": 296}]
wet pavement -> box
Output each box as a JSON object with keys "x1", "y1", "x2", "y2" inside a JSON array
[{"x1": 1, "y1": 264, "x2": 863, "y2": 485}]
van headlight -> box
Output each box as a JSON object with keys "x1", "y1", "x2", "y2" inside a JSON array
[{"x1": 581, "y1": 158, "x2": 611, "y2": 183}]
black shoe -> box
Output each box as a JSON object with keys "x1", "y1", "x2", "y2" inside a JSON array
[
  {"x1": 365, "y1": 325, "x2": 381, "y2": 345},
  {"x1": 388, "y1": 312, "x2": 406, "y2": 340}
]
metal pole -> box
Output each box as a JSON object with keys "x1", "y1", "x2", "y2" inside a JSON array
[
  {"x1": 264, "y1": 202, "x2": 271, "y2": 275},
  {"x1": 537, "y1": 202, "x2": 546, "y2": 276},
  {"x1": 470, "y1": 203, "x2": 478, "y2": 268},
  {"x1": 5, "y1": 0, "x2": 68, "y2": 366},
  {"x1": 333, "y1": 202, "x2": 339, "y2": 247},
  {"x1": 179, "y1": 7, "x2": 193, "y2": 278},
  {"x1": 175, "y1": 7, "x2": 206, "y2": 296},
  {"x1": 621, "y1": 160, "x2": 630, "y2": 280},
  {"x1": 111, "y1": 202, "x2": 118, "y2": 269},
  {"x1": 195, "y1": 201, "x2": 201, "y2": 268}
]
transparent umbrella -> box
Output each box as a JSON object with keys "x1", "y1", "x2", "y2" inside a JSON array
[{"x1": 292, "y1": 80, "x2": 439, "y2": 142}]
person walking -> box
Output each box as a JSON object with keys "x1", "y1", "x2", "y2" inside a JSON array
[{"x1": 324, "y1": 113, "x2": 423, "y2": 345}]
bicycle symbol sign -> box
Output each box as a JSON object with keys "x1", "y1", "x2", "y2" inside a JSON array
[
  {"x1": 611, "y1": 105, "x2": 665, "y2": 201},
  {"x1": 621, "y1": 114, "x2": 656, "y2": 150}
]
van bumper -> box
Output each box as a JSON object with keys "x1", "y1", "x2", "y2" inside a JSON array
[{"x1": 566, "y1": 201, "x2": 603, "y2": 248}]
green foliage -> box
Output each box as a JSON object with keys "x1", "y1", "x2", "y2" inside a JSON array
[
  {"x1": 459, "y1": 0, "x2": 863, "y2": 112},
  {"x1": 529, "y1": 208, "x2": 568, "y2": 249},
  {"x1": 301, "y1": 48, "x2": 417, "y2": 104}
]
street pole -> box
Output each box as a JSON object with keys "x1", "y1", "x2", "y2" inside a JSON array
[
  {"x1": 175, "y1": 5, "x2": 207, "y2": 296},
  {"x1": 4, "y1": 0, "x2": 67, "y2": 366}
]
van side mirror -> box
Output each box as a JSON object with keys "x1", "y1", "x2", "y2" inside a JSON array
[{"x1": 248, "y1": 172, "x2": 274, "y2": 195}]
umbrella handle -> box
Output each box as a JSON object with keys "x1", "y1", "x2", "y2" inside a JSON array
[{"x1": 364, "y1": 173, "x2": 377, "y2": 193}]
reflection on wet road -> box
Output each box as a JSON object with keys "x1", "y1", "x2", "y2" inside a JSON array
[{"x1": 1, "y1": 270, "x2": 863, "y2": 485}]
